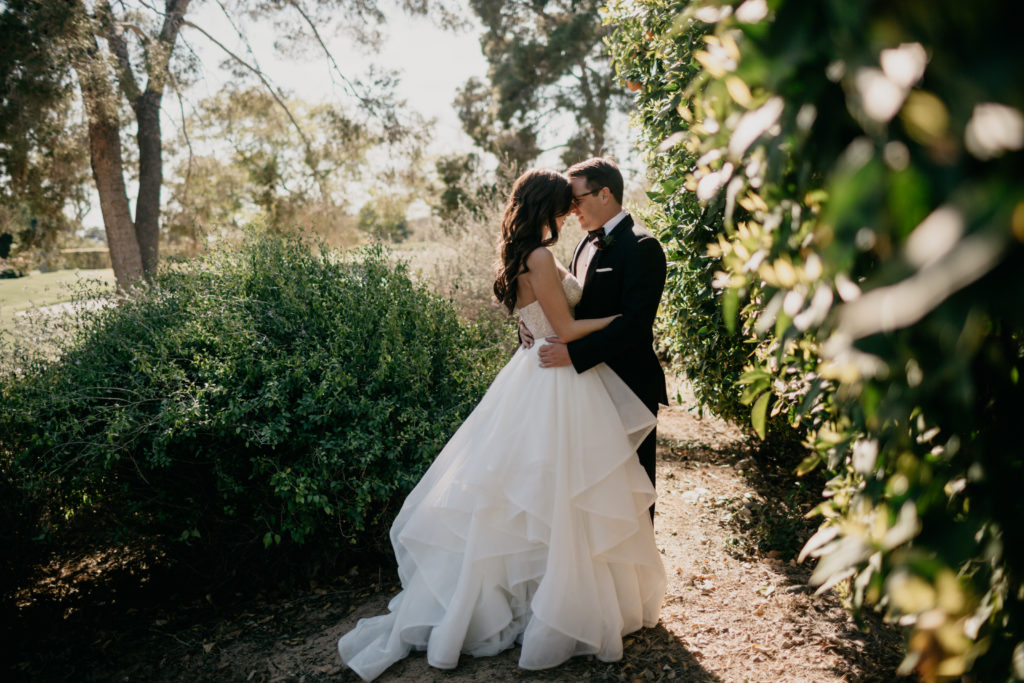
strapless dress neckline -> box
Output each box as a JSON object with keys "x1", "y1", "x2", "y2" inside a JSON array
[
  {"x1": 516, "y1": 274, "x2": 583, "y2": 340},
  {"x1": 515, "y1": 273, "x2": 581, "y2": 314}
]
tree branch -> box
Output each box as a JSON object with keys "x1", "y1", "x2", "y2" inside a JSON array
[
  {"x1": 181, "y1": 20, "x2": 317, "y2": 183},
  {"x1": 159, "y1": 0, "x2": 190, "y2": 43},
  {"x1": 284, "y1": 0, "x2": 369, "y2": 105},
  {"x1": 96, "y1": 0, "x2": 142, "y2": 103},
  {"x1": 539, "y1": 142, "x2": 570, "y2": 153},
  {"x1": 167, "y1": 71, "x2": 194, "y2": 210},
  {"x1": 285, "y1": 0, "x2": 416, "y2": 140},
  {"x1": 212, "y1": 0, "x2": 262, "y2": 76},
  {"x1": 147, "y1": 0, "x2": 191, "y2": 92}
]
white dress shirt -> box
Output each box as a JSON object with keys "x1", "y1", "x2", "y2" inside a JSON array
[{"x1": 579, "y1": 210, "x2": 629, "y2": 279}]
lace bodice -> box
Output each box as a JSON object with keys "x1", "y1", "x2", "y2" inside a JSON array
[{"x1": 517, "y1": 274, "x2": 583, "y2": 339}]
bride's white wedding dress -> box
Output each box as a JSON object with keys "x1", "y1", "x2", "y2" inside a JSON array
[{"x1": 337, "y1": 274, "x2": 666, "y2": 680}]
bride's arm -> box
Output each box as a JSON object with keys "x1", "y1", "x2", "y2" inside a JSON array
[{"x1": 524, "y1": 247, "x2": 616, "y2": 343}]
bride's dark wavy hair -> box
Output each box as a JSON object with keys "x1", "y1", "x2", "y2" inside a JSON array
[{"x1": 493, "y1": 169, "x2": 573, "y2": 313}]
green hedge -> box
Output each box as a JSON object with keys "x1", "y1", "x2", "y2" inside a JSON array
[
  {"x1": 608, "y1": 3, "x2": 747, "y2": 425},
  {"x1": 0, "y1": 233, "x2": 506, "y2": 578},
  {"x1": 609, "y1": 0, "x2": 1024, "y2": 680}
]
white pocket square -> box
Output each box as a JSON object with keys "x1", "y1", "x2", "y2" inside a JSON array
[{"x1": 595, "y1": 267, "x2": 613, "y2": 272}]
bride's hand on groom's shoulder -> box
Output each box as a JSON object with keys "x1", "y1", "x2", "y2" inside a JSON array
[{"x1": 538, "y1": 337, "x2": 571, "y2": 368}]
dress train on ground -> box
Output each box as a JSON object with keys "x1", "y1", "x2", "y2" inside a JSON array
[{"x1": 337, "y1": 340, "x2": 666, "y2": 680}]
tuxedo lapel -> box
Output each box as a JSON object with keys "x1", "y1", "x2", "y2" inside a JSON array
[
  {"x1": 582, "y1": 242, "x2": 601, "y2": 290},
  {"x1": 581, "y1": 240, "x2": 621, "y2": 308},
  {"x1": 570, "y1": 237, "x2": 587, "y2": 279},
  {"x1": 582, "y1": 214, "x2": 633, "y2": 298}
]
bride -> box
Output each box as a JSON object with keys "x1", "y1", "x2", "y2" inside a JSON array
[{"x1": 337, "y1": 168, "x2": 666, "y2": 680}]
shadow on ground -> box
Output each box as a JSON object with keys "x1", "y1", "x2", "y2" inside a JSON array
[
  {"x1": 656, "y1": 422, "x2": 907, "y2": 682},
  {"x1": 335, "y1": 622, "x2": 721, "y2": 683},
  {"x1": 3, "y1": 544, "x2": 382, "y2": 682},
  {"x1": 3, "y1": 379, "x2": 905, "y2": 683},
  {"x1": 4, "y1": 541, "x2": 721, "y2": 682}
]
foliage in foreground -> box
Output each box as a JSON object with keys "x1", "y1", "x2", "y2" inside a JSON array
[
  {"x1": 610, "y1": 0, "x2": 1024, "y2": 680},
  {"x1": 0, "y1": 233, "x2": 507, "y2": 579}
]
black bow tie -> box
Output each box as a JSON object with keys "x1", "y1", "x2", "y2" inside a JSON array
[{"x1": 586, "y1": 228, "x2": 605, "y2": 243}]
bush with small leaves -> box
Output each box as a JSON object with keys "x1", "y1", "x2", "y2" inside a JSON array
[{"x1": 0, "y1": 232, "x2": 507, "y2": 580}]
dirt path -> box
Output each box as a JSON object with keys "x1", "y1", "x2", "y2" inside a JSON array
[{"x1": 6, "y1": 382, "x2": 906, "y2": 682}]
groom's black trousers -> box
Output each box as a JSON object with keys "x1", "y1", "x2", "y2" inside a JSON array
[{"x1": 639, "y1": 404, "x2": 659, "y2": 523}]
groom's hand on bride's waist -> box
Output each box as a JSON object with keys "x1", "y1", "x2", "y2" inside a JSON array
[{"x1": 538, "y1": 337, "x2": 571, "y2": 368}]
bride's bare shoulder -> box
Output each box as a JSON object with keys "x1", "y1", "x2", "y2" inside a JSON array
[{"x1": 524, "y1": 246, "x2": 556, "y2": 271}]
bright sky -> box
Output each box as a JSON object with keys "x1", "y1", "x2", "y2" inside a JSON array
[
  {"x1": 181, "y1": 4, "x2": 488, "y2": 152},
  {"x1": 81, "y1": 3, "x2": 641, "y2": 229},
  {"x1": 83, "y1": 4, "x2": 490, "y2": 229}
]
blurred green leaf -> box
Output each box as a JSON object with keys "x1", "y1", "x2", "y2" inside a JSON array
[
  {"x1": 723, "y1": 288, "x2": 739, "y2": 335},
  {"x1": 752, "y1": 392, "x2": 770, "y2": 439},
  {"x1": 795, "y1": 453, "x2": 822, "y2": 477}
]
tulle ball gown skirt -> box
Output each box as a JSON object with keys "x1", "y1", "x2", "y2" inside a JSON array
[{"x1": 337, "y1": 342, "x2": 667, "y2": 681}]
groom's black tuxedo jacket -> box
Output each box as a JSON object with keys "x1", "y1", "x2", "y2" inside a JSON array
[{"x1": 568, "y1": 214, "x2": 668, "y2": 412}]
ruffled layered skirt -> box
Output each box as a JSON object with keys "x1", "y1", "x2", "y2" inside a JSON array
[{"x1": 337, "y1": 343, "x2": 666, "y2": 680}]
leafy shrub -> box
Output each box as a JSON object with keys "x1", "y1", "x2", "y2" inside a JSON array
[
  {"x1": 0, "y1": 232, "x2": 507, "y2": 578},
  {"x1": 609, "y1": 0, "x2": 1024, "y2": 680},
  {"x1": 606, "y1": 2, "x2": 755, "y2": 428},
  {"x1": 0, "y1": 465, "x2": 41, "y2": 608}
]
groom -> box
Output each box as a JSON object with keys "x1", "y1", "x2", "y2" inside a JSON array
[{"x1": 535, "y1": 157, "x2": 668, "y2": 502}]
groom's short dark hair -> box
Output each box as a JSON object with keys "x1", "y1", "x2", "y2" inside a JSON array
[{"x1": 567, "y1": 157, "x2": 624, "y2": 205}]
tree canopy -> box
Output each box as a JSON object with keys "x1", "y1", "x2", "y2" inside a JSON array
[
  {"x1": 434, "y1": 0, "x2": 631, "y2": 219},
  {"x1": 0, "y1": 0, "x2": 449, "y2": 286},
  {"x1": 0, "y1": 2, "x2": 91, "y2": 255}
]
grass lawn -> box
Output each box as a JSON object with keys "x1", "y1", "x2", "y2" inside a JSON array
[{"x1": 0, "y1": 269, "x2": 116, "y2": 335}]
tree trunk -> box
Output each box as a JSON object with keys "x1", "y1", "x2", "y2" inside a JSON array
[
  {"x1": 88, "y1": 117, "x2": 143, "y2": 287},
  {"x1": 71, "y1": 4, "x2": 143, "y2": 288},
  {"x1": 135, "y1": 89, "x2": 162, "y2": 278},
  {"x1": 578, "y1": 62, "x2": 608, "y2": 158},
  {"x1": 132, "y1": 0, "x2": 190, "y2": 279}
]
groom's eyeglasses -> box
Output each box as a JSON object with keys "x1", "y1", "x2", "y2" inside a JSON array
[{"x1": 571, "y1": 189, "x2": 599, "y2": 207}]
